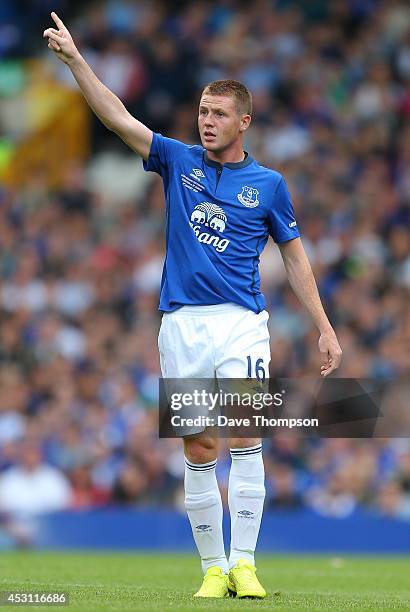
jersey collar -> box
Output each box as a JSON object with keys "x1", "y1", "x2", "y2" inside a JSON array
[{"x1": 204, "y1": 150, "x2": 253, "y2": 170}]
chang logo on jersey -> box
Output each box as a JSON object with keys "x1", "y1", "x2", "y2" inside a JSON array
[
  {"x1": 190, "y1": 168, "x2": 205, "y2": 181},
  {"x1": 191, "y1": 202, "x2": 226, "y2": 231},
  {"x1": 238, "y1": 186, "x2": 259, "y2": 208},
  {"x1": 190, "y1": 202, "x2": 230, "y2": 253}
]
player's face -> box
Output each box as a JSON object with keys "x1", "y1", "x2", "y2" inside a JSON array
[{"x1": 198, "y1": 95, "x2": 249, "y2": 153}]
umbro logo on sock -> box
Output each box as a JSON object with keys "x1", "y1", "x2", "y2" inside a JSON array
[
  {"x1": 238, "y1": 510, "x2": 254, "y2": 518},
  {"x1": 196, "y1": 524, "x2": 212, "y2": 532}
]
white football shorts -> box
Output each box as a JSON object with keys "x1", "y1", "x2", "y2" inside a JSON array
[
  {"x1": 158, "y1": 302, "x2": 271, "y2": 380},
  {"x1": 158, "y1": 303, "x2": 271, "y2": 436}
]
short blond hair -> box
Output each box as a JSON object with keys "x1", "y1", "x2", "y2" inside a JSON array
[{"x1": 202, "y1": 80, "x2": 252, "y2": 116}]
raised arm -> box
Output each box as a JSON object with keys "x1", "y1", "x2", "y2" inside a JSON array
[
  {"x1": 278, "y1": 237, "x2": 342, "y2": 376},
  {"x1": 43, "y1": 12, "x2": 152, "y2": 160}
]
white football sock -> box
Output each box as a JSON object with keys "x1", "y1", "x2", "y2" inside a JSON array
[
  {"x1": 228, "y1": 443, "x2": 265, "y2": 568},
  {"x1": 184, "y1": 457, "x2": 228, "y2": 574}
]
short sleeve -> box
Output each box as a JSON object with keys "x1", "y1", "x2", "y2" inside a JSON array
[
  {"x1": 267, "y1": 177, "x2": 300, "y2": 243},
  {"x1": 143, "y1": 132, "x2": 188, "y2": 176}
]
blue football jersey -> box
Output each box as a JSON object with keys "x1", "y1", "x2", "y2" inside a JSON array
[{"x1": 143, "y1": 133, "x2": 300, "y2": 313}]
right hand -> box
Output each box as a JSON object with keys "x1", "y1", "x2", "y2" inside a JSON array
[
  {"x1": 43, "y1": 12, "x2": 79, "y2": 65},
  {"x1": 318, "y1": 330, "x2": 342, "y2": 377}
]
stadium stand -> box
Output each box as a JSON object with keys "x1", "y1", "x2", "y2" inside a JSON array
[{"x1": 0, "y1": 1, "x2": 409, "y2": 541}]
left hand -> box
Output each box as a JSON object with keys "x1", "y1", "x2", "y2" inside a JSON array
[
  {"x1": 318, "y1": 331, "x2": 342, "y2": 377},
  {"x1": 43, "y1": 12, "x2": 79, "y2": 65}
]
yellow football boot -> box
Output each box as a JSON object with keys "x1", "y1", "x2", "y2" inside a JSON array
[
  {"x1": 193, "y1": 566, "x2": 229, "y2": 598},
  {"x1": 228, "y1": 559, "x2": 267, "y2": 599}
]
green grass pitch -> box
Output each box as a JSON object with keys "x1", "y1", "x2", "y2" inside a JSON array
[{"x1": 0, "y1": 551, "x2": 409, "y2": 611}]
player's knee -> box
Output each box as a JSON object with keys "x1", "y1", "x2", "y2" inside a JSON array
[
  {"x1": 184, "y1": 437, "x2": 217, "y2": 464},
  {"x1": 184, "y1": 491, "x2": 219, "y2": 511}
]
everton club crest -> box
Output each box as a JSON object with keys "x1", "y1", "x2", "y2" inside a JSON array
[{"x1": 238, "y1": 186, "x2": 259, "y2": 208}]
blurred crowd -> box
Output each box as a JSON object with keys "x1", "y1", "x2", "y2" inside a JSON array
[{"x1": 0, "y1": 0, "x2": 410, "y2": 531}]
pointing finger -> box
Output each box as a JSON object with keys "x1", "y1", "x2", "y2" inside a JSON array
[{"x1": 51, "y1": 11, "x2": 66, "y2": 30}]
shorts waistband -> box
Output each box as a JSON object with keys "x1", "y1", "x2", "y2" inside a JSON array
[{"x1": 165, "y1": 303, "x2": 250, "y2": 317}]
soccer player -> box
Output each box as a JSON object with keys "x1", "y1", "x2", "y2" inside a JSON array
[{"x1": 44, "y1": 13, "x2": 342, "y2": 599}]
